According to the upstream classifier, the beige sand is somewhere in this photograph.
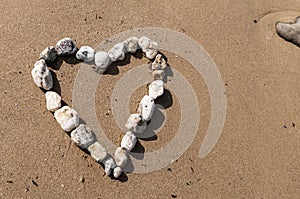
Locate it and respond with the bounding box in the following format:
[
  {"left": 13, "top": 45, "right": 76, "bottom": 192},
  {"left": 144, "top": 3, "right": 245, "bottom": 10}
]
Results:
[{"left": 1, "top": 1, "right": 300, "bottom": 198}]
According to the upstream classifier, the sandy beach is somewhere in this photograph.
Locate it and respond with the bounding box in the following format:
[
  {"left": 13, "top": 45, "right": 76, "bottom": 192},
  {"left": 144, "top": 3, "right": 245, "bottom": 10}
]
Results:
[{"left": 1, "top": 1, "right": 300, "bottom": 198}]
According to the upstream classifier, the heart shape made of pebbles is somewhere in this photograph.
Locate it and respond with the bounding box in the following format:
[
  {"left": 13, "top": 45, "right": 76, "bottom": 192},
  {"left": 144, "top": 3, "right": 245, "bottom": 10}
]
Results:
[{"left": 31, "top": 36, "right": 170, "bottom": 179}]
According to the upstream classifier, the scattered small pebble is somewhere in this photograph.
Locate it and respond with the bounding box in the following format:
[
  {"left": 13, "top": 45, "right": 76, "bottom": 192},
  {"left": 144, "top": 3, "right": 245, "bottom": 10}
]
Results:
[
  {"left": 79, "top": 177, "right": 85, "bottom": 183},
  {"left": 191, "top": 167, "right": 194, "bottom": 173},
  {"left": 32, "top": 180, "right": 38, "bottom": 187}
]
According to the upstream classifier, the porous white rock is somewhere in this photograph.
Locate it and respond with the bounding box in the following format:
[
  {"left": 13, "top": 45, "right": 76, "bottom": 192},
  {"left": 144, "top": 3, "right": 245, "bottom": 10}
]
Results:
[
  {"left": 153, "top": 70, "right": 165, "bottom": 80},
  {"left": 88, "top": 141, "right": 107, "bottom": 162},
  {"left": 101, "top": 154, "right": 117, "bottom": 176},
  {"left": 114, "top": 147, "right": 128, "bottom": 168},
  {"left": 76, "top": 46, "right": 95, "bottom": 62},
  {"left": 71, "top": 124, "right": 96, "bottom": 149},
  {"left": 39, "top": 46, "right": 57, "bottom": 62},
  {"left": 138, "top": 95, "right": 155, "bottom": 121},
  {"left": 55, "top": 37, "right": 78, "bottom": 55},
  {"left": 151, "top": 54, "right": 168, "bottom": 70},
  {"left": 108, "top": 42, "right": 126, "bottom": 61},
  {"left": 149, "top": 80, "right": 164, "bottom": 99},
  {"left": 125, "top": 114, "right": 147, "bottom": 134},
  {"left": 94, "top": 51, "right": 111, "bottom": 73},
  {"left": 145, "top": 42, "right": 159, "bottom": 59},
  {"left": 121, "top": 131, "right": 137, "bottom": 151},
  {"left": 54, "top": 106, "right": 79, "bottom": 132},
  {"left": 124, "top": 37, "right": 139, "bottom": 53},
  {"left": 138, "top": 36, "right": 152, "bottom": 49},
  {"left": 113, "top": 166, "right": 122, "bottom": 178},
  {"left": 138, "top": 36, "right": 159, "bottom": 59},
  {"left": 45, "top": 91, "right": 61, "bottom": 112},
  {"left": 31, "top": 59, "right": 53, "bottom": 90}
]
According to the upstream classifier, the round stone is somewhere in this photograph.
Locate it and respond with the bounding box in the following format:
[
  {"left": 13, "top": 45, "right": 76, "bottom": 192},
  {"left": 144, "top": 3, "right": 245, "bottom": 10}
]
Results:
[
  {"left": 125, "top": 114, "right": 147, "bottom": 134},
  {"left": 71, "top": 124, "right": 96, "bottom": 149},
  {"left": 45, "top": 91, "right": 61, "bottom": 112},
  {"left": 54, "top": 106, "right": 79, "bottom": 132},
  {"left": 148, "top": 80, "right": 164, "bottom": 99},
  {"left": 121, "top": 131, "right": 137, "bottom": 151},
  {"left": 31, "top": 59, "right": 53, "bottom": 90},
  {"left": 56, "top": 37, "right": 78, "bottom": 55},
  {"left": 76, "top": 46, "right": 95, "bottom": 62}
]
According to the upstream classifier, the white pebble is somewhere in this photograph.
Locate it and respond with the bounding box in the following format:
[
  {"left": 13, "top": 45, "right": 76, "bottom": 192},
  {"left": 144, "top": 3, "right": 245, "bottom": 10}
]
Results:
[
  {"left": 56, "top": 37, "right": 78, "bottom": 55},
  {"left": 101, "top": 154, "right": 117, "bottom": 176},
  {"left": 138, "top": 36, "right": 152, "bottom": 50},
  {"left": 31, "top": 59, "right": 53, "bottom": 90},
  {"left": 88, "top": 141, "right": 107, "bottom": 162},
  {"left": 153, "top": 70, "right": 165, "bottom": 80},
  {"left": 71, "top": 124, "right": 96, "bottom": 149},
  {"left": 76, "top": 46, "right": 94, "bottom": 62},
  {"left": 121, "top": 131, "right": 137, "bottom": 151},
  {"left": 138, "top": 95, "right": 155, "bottom": 121},
  {"left": 151, "top": 54, "right": 168, "bottom": 70},
  {"left": 39, "top": 46, "right": 57, "bottom": 62},
  {"left": 114, "top": 147, "right": 128, "bottom": 168},
  {"left": 149, "top": 80, "right": 164, "bottom": 99},
  {"left": 94, "top": 51, "right": 111, "bottom": 72},
  {"left": 138, "top": 36, "right": 159, "bottom": 59},
  {"left": 108, "top": 42, "right": 126, "bottom": 61},
  {"left": 45, "top": 91, "right": 61, "bottom": 112},
  {"left": 54, "top": 106, "right": 79, "bottom": 132},
  {"left": 145, "top": 42, "right": 159, "bottom": 59},
  {"left": 124, "top": 37, "right": 139, "bottom": 53},
  {"left": 125, "top": 114, "right": 147, "bottom": 134},
  {"left": 113, "top": 167, "right": 122, "bottom": 178}
]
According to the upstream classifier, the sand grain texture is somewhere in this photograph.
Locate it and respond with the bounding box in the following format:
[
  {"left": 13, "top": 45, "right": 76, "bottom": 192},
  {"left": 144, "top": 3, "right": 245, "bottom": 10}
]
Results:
[{"left": 1, "top": 1, "right": 300, "bottom": 198}]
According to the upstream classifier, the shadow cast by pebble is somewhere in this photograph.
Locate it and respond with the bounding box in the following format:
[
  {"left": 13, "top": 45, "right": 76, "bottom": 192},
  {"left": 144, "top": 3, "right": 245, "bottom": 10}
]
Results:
[
  {"left": 154, "top": 89, "right": 173, "bottom": 109},
  {"left": 62, "top": 54, "right": 82, "bottom": 65},
  {"left": 138, "top": 107, "right": 165, "bottom": 140},
  {"left": 113, "top": 172, "right": 128, "bottom": 182},
  {"left": 46, "top": 57, "right": 64, "bottom": 70},
  {"left": 49, "top": 70, "right": 61, "bottom": 95}
]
